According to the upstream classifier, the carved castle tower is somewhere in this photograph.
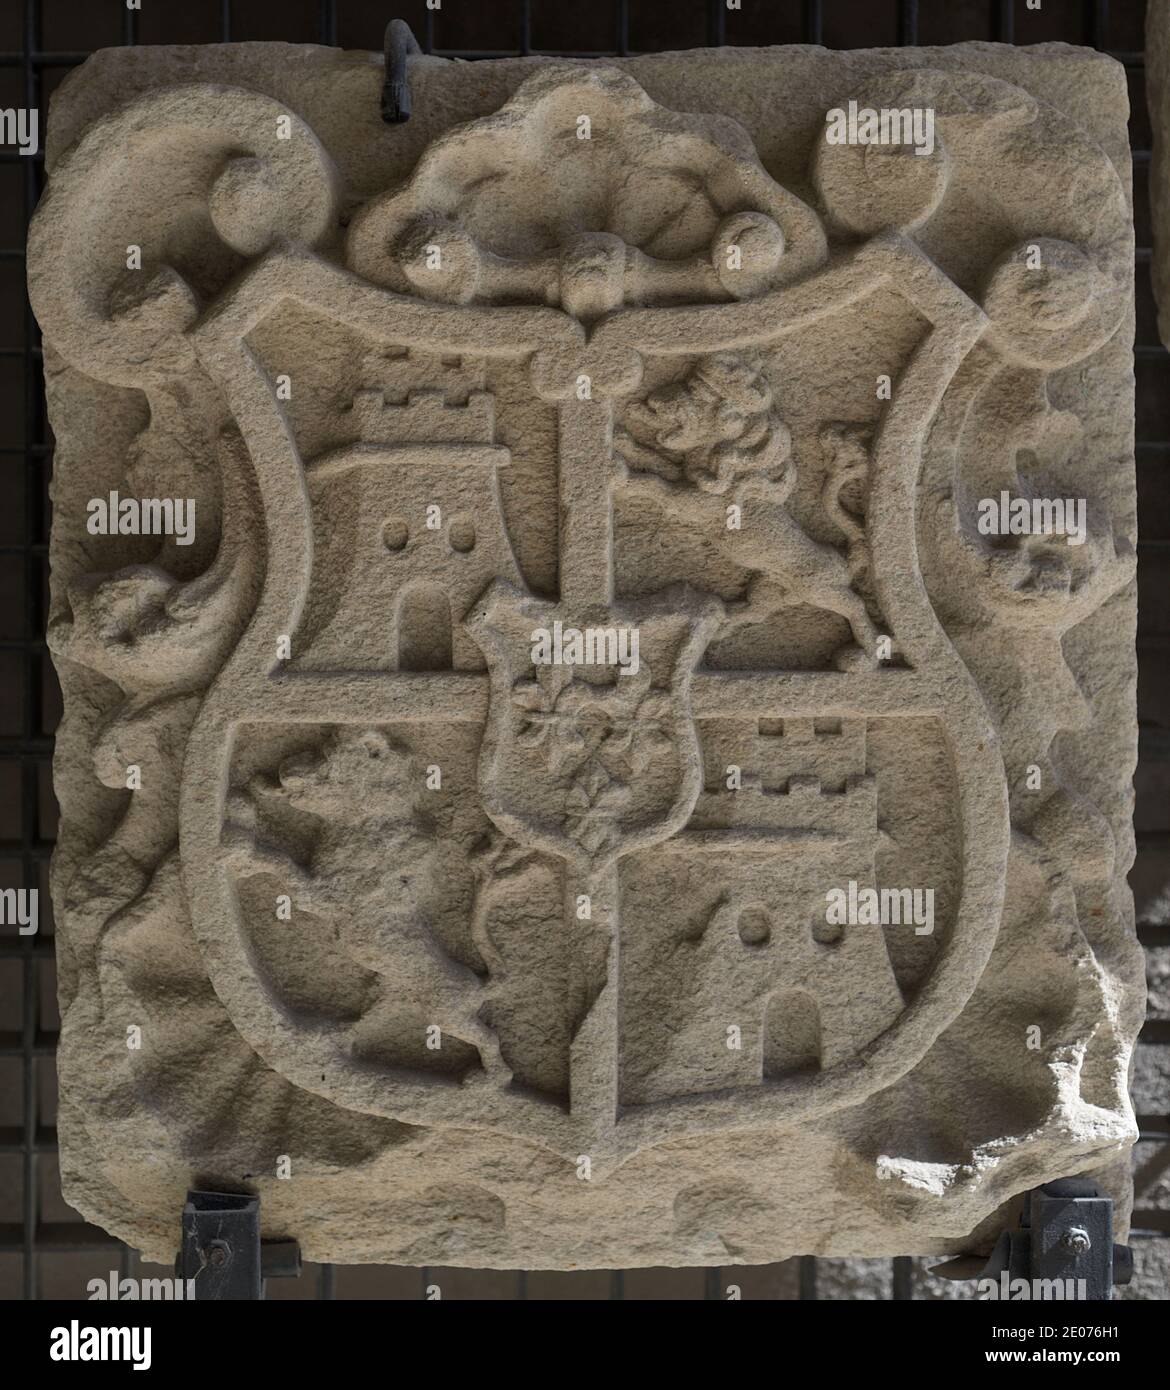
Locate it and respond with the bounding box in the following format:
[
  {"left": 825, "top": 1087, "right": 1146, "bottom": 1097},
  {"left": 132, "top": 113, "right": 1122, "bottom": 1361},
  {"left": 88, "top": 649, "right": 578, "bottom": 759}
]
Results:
[
  {"left": 643, "top": 717, "right": 904, "bottom": 1101},
  {"left": 296, "top": 351, "right": 523, "bottom": 673}
]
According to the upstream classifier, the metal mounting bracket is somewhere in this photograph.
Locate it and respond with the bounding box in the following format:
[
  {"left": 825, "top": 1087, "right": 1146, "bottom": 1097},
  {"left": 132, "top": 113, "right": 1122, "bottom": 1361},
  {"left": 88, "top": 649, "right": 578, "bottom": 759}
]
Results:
[
  {"left": 176, "top": 1190, "right": 301, "bottom": 1301},
  {"left": 382, "top": 18, "right": 422, "bottom": 124},
  {"left": 934, "top": 1177, "right": 1134, "bottom": 1301}
]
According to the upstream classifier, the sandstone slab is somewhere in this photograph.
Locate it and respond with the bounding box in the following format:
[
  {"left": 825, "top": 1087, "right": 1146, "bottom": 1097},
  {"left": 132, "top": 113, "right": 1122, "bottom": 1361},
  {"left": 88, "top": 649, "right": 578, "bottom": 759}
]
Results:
[{"left": 31, "top": 40, "right": 1142, "bottom": 1268}]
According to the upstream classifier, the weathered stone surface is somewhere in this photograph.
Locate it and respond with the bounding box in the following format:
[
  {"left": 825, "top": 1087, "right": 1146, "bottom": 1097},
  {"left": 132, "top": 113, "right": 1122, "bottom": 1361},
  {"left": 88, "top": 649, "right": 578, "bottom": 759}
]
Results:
[
  {"left": 1146, "top": 946, "right": 1170, "bottom": 1018},
  {"left": 1118, "top": 1238, "right": 1170, "bottom": 1300},
  {"left": 31, "top": 41, "right": 1141, "bottom": 1268},
  {"left": 815, "top": 1258, "right": 892, "bottom": 1300},
  {"left": 1132, "top": 1043, "right": 1170, "bottom": 1115},
  {"left": 911, "top": 1257, "right": 980, "bottom": 1300}
]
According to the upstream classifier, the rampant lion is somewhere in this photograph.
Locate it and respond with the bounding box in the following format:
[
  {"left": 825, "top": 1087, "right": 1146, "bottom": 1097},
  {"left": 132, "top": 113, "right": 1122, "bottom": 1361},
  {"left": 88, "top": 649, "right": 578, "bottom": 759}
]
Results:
[
  {"left": 615, "top": 353, "right": 880, "bottom": 666},
  {"left": 222, "top": 726, "right": 508, "bottom": 1081},
  {"left": 617, "top": 352, "right": 795, "bottom": 496}
]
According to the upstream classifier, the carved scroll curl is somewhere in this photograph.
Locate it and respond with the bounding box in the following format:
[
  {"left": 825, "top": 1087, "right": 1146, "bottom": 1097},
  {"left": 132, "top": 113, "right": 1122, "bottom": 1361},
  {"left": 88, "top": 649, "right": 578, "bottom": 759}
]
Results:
[{"left": 28, "top": 84, "right": 341, "bottom": 388}]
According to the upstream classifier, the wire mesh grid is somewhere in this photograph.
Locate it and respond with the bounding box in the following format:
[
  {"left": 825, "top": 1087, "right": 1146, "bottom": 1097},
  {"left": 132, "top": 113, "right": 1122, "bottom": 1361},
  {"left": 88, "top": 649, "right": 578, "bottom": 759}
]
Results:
[{"left": 0, "top": 0, "right": 1165, "bottom": 1301}]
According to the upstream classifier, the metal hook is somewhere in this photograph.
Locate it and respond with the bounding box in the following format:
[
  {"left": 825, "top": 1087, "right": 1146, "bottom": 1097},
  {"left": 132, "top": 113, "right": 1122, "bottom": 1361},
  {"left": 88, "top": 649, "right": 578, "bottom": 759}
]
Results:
[{"left": 382, "top": 18, "right": 422, "bottom": 124}]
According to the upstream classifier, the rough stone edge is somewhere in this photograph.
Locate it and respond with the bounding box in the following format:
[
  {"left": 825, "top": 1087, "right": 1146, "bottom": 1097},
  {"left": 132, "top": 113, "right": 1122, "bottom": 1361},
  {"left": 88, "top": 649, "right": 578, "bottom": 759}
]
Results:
[{"left": 36, "top": 37, "right": 1143, "bottom": 1270}]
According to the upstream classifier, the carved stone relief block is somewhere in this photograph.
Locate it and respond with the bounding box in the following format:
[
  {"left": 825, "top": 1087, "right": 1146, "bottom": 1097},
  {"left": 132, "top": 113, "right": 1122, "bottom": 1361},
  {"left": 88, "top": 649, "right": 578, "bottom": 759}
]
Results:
[{"left": 31, "top": 41, "right": 1141, "bottom": 1268}]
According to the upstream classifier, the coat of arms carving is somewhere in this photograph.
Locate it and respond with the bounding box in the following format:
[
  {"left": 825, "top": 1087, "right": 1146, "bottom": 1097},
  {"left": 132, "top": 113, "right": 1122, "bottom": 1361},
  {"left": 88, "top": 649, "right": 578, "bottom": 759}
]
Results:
[{"left": 32, "top": 47, "right": 1141, "bottom": 1268}]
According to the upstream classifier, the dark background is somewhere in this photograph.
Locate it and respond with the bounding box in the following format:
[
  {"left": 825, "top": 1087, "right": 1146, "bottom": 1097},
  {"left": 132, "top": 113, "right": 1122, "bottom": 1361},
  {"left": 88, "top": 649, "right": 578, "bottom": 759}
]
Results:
[{"left": 0, "top": 0, "right": 1166, "bottom": 1301}]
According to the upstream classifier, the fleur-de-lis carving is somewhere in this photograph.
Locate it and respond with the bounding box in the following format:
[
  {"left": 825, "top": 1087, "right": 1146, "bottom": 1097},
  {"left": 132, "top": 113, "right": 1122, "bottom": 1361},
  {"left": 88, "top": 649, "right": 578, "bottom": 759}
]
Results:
[{"left": 511, "top": 665, "right": 672, "bottom": 775}]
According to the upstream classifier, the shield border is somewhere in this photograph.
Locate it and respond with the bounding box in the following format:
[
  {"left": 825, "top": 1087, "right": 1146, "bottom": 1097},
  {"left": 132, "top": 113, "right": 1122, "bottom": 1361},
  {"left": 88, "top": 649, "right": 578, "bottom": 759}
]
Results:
[{"left": 178, "top": 237, "right": 1010, "bottom": 1162}]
